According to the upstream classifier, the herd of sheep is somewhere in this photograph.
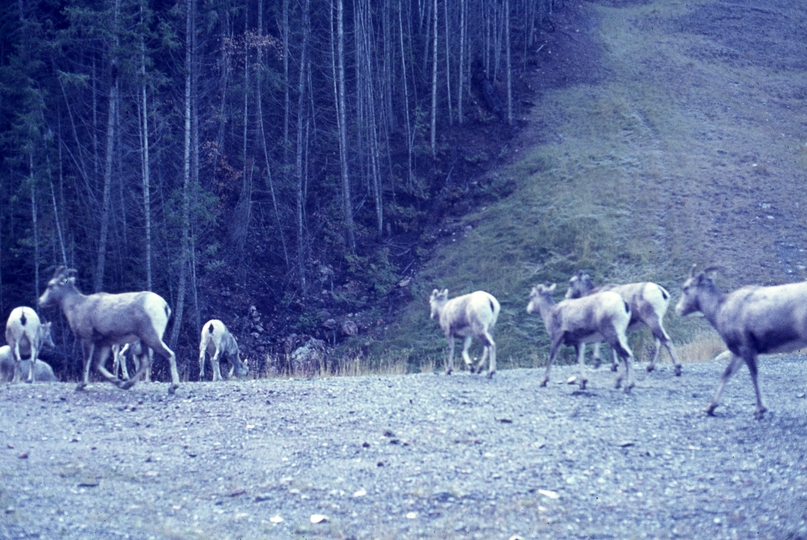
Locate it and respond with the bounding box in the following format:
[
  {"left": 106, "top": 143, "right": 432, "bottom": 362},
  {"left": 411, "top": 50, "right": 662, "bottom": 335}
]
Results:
[
  {"left": 431, "top": 264, "right": 807, "bottom": 419},
  {"left": 3, "top": 264, "right": 807, "bottom": 420}
]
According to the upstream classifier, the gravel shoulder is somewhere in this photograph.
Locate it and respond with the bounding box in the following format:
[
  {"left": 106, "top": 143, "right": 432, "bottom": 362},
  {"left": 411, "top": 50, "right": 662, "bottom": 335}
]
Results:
[{"left": 2, "top": 356, "right": 807, "bottom": 539}]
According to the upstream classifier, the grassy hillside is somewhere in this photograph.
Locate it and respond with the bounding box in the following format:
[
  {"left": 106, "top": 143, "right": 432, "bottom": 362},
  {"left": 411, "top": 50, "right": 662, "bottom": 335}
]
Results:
[{"left": 383, "top": 0, "right": 807, "bottom": 371}]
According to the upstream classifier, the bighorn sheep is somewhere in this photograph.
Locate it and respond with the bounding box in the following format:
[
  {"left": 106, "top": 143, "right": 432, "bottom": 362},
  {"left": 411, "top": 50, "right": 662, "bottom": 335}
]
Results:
[
  {"left": 0, "top": 346, "right": 57, "bottom": 382},
  {"left": 565, "top": 271, "right": 683, "bottom": 376},
  {"left": 38, "top": 266, "right": 180, "bottom": 393},
  {"left": 527, "top": 283, "right": 635, "bottom": 392},
  {"left": 429, "top": 289, "right": 500, "bottom": 378},
  {"left": 5, "top": 306, "right": 54, "bottom": 383},
  {"left": 676, "top": 264, "right": 807, "bottom": 419},
  {"left": 112, "top": 341, "right": 151, "bottom": 382},
  {"left": 198, "top": 319, "right": 249, "bottom": 381}
]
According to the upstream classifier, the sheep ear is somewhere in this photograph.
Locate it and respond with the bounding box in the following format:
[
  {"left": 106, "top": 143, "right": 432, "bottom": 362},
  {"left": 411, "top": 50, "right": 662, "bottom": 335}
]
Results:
[
  {"left": 688, "top": 264, "right": 697, "bottom": 279},
  {"left": 548, "top": 283, "right": 557, "bottom": 292},
  {"left": 442, "top": 288, "right": 448, "bottom": 296},
  {"left": 53, "top": 265, "right": 66, "bottom": 278}
]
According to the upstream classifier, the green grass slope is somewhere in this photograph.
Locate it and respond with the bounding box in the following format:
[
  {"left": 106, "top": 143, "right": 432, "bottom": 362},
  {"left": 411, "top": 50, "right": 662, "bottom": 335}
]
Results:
[{"left": 387, "top": 0, "right": 807, "bottom": 371}]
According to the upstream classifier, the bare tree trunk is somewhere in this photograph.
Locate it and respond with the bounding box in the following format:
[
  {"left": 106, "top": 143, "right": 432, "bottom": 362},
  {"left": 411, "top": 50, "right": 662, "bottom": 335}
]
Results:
[
  {"left": 430, "top": 0, "right": 438, "bottom": 157},
  {"left": 93, "top": 74, "right": 118, "bottom": 292},
  {"left": 295, "top": 0, "right": 311, "bottom": 291},
  {"left": 93, "top": 0, "right": 121, "bottom": 293},
  {"left": 443, "top": 0, "right": 452, "bottom": 125},
  {"left": 139, "top": 1, "right": 152, "bottom": 291},
  {"left": 505, "top": 0, "right": 512, "bottom": 124},
  {"left": 29, "top": 154, "right": 39, "bottom": 304},
  {"left": 334, "top": 0, "right": 355, "bottom": 252},
  {"left": 258, "top": 0, "right": 289, "bottom": 267},
  {"left": 170, "top": 0, "right": 194, "bottom": 351},
  {"left": 457, "top": 0, "right": 465, "bottom": 125}
]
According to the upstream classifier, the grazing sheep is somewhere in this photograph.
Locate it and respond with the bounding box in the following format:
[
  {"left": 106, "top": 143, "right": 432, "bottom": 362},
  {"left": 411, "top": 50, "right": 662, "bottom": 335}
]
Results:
[
  {"left": 676, "top": 264, "right": 807, "bottom": 419},
  {"left": 5, "top": 306, "right": 54, "bottom": 383},
  {"left": 198, "top": 319, "right": 249, "bottom": 381},
  {"left": 0, "top": 345, "right": 57, "bottom": 382},
  {"left": 565, "top": 271, "right": 683, "bottom": 376},
  {"left": 38, "top": 266, "right": 180, "bottom": 393},
  {"left": 429, "top": 289, "right": 500, "bottom": 378},
  {"left": 527, "top": 283, "right": 635, "bottom": 392}
]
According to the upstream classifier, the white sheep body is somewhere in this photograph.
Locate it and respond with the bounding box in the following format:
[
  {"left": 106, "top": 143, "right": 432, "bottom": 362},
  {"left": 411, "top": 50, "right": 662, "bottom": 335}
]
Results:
[{"left": 429, "top": 289, "right": 500, "bottom": 378}]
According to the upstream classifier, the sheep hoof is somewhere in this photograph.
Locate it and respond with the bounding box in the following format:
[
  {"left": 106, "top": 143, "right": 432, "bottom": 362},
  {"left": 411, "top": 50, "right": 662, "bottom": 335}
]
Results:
[
  {"left": 674, "top": 365, "right": 682, "bottom": 377},
  {"left": 754, "top": 406, "right": 767, "bottom": 420},
  {"left": 445, "top": 369, "right": 452, "bottom": 376},
  {"left": 75, "top": 383, "right": 87, "bottom": 392},
  {"left": 168, "top": 384, "right": 179, "bottom": 395},
  {"left": 487, "top": 370, "right": 495, "bottom": 379},
  {"left": 120, "top": 380, "right": 136, "bottom": 390},
  {"left": 614, "top": 377, "right": 622, "bottom": 389},
  {"left": 592, "top": 358, "right": 601, "bottom": 369},
  {"left": 623, "top": 382, "right": 634, "bottom": 394},
  {"left": 610, "top": 364, "right": 618, "bottom": 372},
  {"left": 578, "top": 379, "right": 587, "bottom": 390},
  {"left": 705, "top": 403, "right": 718, "bottom": 416},
  {"left": 539, "top": 378, "right": 549, "bottom": 388},
  {"left": 646, "top": 364, "right": 655, "bottom": 373},
  {"left": 467, "top": 366, "right": 476, "bottom": 374}
]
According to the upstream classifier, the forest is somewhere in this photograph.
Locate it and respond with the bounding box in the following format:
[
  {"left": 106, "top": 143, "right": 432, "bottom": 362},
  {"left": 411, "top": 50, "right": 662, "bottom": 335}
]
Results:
[{"left": 0, "top": 0, "right": 557, "bottom": 379}]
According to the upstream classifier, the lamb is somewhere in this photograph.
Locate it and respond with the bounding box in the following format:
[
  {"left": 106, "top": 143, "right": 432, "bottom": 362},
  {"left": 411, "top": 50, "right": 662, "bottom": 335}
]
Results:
[
  {"left": 565, "top": 271, "right": 683, "bottom": 376},
  {"left": 5, "top": 306, "right": 54, "bottom": 383},
  {"left": 429, "top": 289, "right": 500, "bottom": 378},
  {"left": 0, "top": 346, "right": 57, "bottom": 382},
  {"left": 527, "top": 283, "right": 635, "bottom": 392},
  {"left": 112, "top": 341, "right": 151, "bottom": 382},
  {"left": 198, "top": 319, "right": 249, "bottom": 381},
  {"left": 675, "top": 264, "right": 807, "bottom": 419},
  {"left": 38, "top": 266, "right": 180, "bottom": 393}
]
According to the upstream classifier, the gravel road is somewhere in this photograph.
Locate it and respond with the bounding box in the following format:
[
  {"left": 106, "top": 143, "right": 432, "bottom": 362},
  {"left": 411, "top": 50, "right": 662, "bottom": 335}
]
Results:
[{"left": 1, "top": 356, "right": 807, "bottom": 540}]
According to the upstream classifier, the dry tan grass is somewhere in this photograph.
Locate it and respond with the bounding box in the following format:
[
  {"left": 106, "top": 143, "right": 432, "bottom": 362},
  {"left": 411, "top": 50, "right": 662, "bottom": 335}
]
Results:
[{"left": 676, "top": 332, "right": 726, "bottom": 363}]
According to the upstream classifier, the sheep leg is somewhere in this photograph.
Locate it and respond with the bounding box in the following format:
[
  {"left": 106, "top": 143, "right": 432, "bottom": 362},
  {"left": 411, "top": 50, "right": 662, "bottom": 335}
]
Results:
[
  {"left": 610, "top": 347, "right": 619, "bottom": 372},
  {"left": 25, "top": 347, "right": 37, "bottom": 383},
  {"left": 75, "top": 342, "right": 95, "bottom": 391},
  {"left": 575, "top": 344, "right": 588, "bottom": 390},
  {"left": 93, "top": 346, "right": 122, "bottom": 386},
  {"left": 605, "top": 330, "right": 634, "bottom": 392},
  {"left": 460, "top": 336, "right": 474, "bottom": 373},
  {"left": 663, "top": 338, "right": 683, "bottom": 376},
  {"left": 646, "top": 337, "right": 662, "bottom": 372},
  {"left": 119, "top": 350, "right": 130, "bottom": 380},
  {"left": 198, "top": 351, "right": 207, "bottom": 381},
  {"left": 541, "top": 339, "right": 563, "bottom": 387},
  {"left": 706, "top": 352, "right": 744, "bottom": 416},
  {"left": 121, "top": 352, "right": 152, "bottom": 390},
  {"left": 588, "top": 342, "right": 600, "bottom": 369},
  {"left": 10, "top": 343, "right": 22, "bottom": 383},
  {"left": 445, "top": 335, "right": 456, "bottom": 375},
  {"left": 141, "top": 350, "right": 152, "bottom": 383},
  {"left": 744, "top": 353, "right": 767, "bottom": 420},
  {"left": 478, "top": 330, "right": 496, "bottom": 378},
  {"left": 212, "top": 350, "right": 223, "bottom": 382}
]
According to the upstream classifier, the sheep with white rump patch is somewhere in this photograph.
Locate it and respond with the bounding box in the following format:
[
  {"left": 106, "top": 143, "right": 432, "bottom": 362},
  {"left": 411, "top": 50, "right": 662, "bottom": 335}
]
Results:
[
  {"left": 429, "top": 289, "right": 500, "bottom": 378},
  {"left": 198, "top": 319, "right": 249, "bottom": 381},
  {"left": 676, "top": 264, "right": 807, "bottom": 419},
  {"left": 565, "top": 271, "right": 683, "bottom": 376},
  {"left": 5, "top": 306, "right": 54, "bottom": 383},
  {"left": 38, "top": 266, "right": 180, "bottom": 393},
  {"left": 527, "top": 283, "right": 635, "bottom": 392}
]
